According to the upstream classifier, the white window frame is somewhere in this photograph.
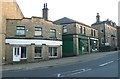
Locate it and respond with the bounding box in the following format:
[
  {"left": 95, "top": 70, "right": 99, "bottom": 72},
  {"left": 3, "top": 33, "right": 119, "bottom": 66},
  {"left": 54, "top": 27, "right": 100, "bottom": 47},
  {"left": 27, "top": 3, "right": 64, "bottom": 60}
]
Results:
[{"left": 13, "top": 47, "right": 27, "bottom": 60}]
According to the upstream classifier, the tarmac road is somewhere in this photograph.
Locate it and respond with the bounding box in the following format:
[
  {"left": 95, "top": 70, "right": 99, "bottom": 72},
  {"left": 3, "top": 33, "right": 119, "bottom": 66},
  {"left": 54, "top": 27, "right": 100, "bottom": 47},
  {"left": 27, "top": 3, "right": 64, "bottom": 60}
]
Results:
[{"left": 2, "top": 51, "right": 119, "bottom": 78}]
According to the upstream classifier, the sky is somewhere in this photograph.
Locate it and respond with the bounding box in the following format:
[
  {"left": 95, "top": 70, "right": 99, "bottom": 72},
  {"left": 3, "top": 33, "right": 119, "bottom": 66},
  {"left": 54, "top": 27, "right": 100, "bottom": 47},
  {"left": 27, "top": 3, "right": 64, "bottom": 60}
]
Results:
[{"left": 16, "top": 0, "right": 119, "bottom": 26}]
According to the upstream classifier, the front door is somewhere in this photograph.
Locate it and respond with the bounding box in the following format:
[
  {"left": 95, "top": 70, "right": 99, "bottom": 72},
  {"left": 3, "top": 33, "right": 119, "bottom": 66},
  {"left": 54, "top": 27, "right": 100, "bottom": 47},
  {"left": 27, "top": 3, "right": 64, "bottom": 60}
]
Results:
[{"left": 13, "top": 47, "right": 21, "bottom": 61}]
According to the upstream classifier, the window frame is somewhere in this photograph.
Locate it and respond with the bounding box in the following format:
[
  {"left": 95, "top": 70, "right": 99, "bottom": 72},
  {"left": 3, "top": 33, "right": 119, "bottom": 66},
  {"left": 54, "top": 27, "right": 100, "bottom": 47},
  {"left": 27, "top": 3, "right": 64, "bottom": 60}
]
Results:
[
  {"left": 63, "top": 26, "right": 67, "bottom": 33},
  {"left": 91, "top": 29, "right": 93, "bottom": 36},
  {"left": 80, "top": 26, "right": 82, "bottom": 34},
  {"left": 83, "top": 27, "right": 86, "bottom": 35},
  {"left": 35, "top": 27, "right": 42, "bottom": 36},
  {"left": 34, "top": 47, "right": 42, "bottom": 58},
  {"left": 94, "top": 30, "right": 96, "bottom": 36},
  {"left": 21, "top": 47, "right": 27, "bottom": 59},
  {"left": 16, "top": 26, "right": 25, "bottom": 36},
  {"left": 49, "top": 47, "right": 57, "bottom": 58},
  {"left": 50, "top": 29, "right": 56, "bottom": 38}
]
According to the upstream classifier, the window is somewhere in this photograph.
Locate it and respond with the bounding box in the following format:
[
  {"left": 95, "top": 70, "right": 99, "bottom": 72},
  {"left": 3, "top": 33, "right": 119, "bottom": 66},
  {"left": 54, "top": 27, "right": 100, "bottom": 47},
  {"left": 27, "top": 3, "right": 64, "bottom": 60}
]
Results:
[
  {"left": 63, "top": 26, "right": 67, "bottom": 33},
  {"left": 101, "top": 38, "right": 104, "bottom": 44},
  {"left": 80, "top": 26, "right": 82, "bottom": 34},
  {"left": 94, "top": 30, "right": 96, "bottom": 36},
  {"left": 21, "top": 47, "right": 26, "bottom": 58},
  {"left": 16, "top": 26, "right": 25, "bottom": 36},
  {"left": 91, "top": 29, "right": 93, "bottom": 36},
  {"left": 50, "top": 29, "right": 56, "bottom": 38},
  {"left": 35, "top": 47, "right": 42, "bottom": 57},
  {"left": 82, "top": 27, "right": 86, "bottom": 34},
  {"left": 100, "top": 27, "right": 104, "bottom": 33},
  {"left": 14, "top": 47, "right": 20, "bottom": 56},
  {"left": 49, "top": 47, "right": 57, "bottom": 57},
  {"left": 35, "top": 27, "right": 42, "bottom": 36}
]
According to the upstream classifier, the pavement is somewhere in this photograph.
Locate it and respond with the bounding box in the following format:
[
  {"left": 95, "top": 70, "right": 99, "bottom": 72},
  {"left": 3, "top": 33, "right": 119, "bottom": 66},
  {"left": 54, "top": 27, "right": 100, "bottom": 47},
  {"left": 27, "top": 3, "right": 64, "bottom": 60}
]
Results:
[{"left": 2, "top": 51, "right": 118, "bottom": 71}]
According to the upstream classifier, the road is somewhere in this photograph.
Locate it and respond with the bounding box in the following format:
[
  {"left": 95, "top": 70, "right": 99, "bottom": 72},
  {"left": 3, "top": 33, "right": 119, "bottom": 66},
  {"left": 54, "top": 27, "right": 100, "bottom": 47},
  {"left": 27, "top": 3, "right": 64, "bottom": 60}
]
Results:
[{"left": 2, "top": 51, "right": 119, "bottom": 78}]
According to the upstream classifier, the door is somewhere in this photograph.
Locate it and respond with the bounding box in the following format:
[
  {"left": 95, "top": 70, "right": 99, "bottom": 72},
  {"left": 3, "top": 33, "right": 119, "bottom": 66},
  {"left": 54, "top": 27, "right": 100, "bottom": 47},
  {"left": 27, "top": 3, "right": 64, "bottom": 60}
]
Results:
[{"left": 13, "top": 47, "right": 21, "bottom": 61}]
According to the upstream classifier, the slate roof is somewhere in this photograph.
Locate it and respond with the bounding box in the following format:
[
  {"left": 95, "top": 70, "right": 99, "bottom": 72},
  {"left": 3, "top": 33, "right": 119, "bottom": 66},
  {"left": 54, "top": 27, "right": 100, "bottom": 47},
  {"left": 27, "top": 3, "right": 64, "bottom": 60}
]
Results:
[
  {"left": 91, "top": 19, "right": 117, "bottom": 28},
  {"left": 54, "top": 17, "right": 91, "bottom": 27},
  {"left": 54, "top": 17, "right": 77, "bottom": 24}
]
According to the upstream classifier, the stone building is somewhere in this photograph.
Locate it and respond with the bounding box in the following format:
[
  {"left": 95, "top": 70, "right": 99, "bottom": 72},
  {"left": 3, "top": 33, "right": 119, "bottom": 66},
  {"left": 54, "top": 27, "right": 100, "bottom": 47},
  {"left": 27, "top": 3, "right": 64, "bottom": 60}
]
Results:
[
  {"left": 92, "top": 13, "right": 117, "bottom": 52},
  {"left": 54, "top": 17, "right": 99, "bottom": 56},
  {"left": 117, "top": 26, "right": 120, "bottom": 50},
  {"left": 1, "top": 0, "right": 24, "bottom": 64},
  {"left": 1, "top": 0, "right": 62, "bottom": 64}
]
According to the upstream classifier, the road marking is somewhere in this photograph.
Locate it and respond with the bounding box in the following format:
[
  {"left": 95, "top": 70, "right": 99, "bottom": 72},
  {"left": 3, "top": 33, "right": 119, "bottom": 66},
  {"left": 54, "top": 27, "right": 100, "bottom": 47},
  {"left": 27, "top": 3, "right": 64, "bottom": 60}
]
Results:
[
  {"left": 68, "top": 68, "right": 92, "bottom": 76},
  {"left": 57, "top": 69, "right": 92, "bottom": 77},
  {"left": 57, "top": 74, "right": 61, "bottom": 77},
  {"left": 56, "top": 68, "right": 92, "bottom": 77},
  {"left": 99, "top": 61, "right": 114, "bottom": 67}
]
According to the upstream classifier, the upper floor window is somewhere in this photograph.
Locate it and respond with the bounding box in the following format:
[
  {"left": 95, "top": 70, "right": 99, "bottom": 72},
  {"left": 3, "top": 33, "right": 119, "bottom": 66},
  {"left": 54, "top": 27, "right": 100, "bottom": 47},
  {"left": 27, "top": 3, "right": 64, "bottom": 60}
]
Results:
[
  {"left": 100, "top": 27, "right": 104, "bottom": 33},
  {"left": 91, "top": 29, "right": 93, "bottom": 36},
  {"left": 16, "top": 26, "right": 25, "bottom": 36},
  {"left": 94, "top": 30, "right": 96, "bottom": 36},
  {"left": 80, "top": 26, "right": 82, "bottom": 34},
  {"left": 83, "top": 27, "right": 86, "bottom": 34},
  {"left": 35, "top": 27, "right": 42, "bottom": 36},
  {"left": 50, "top": 29, "right": 56, "bottom": 38},
  {"left": 63, "top": 26, "right": 67, "bottom": 33}
]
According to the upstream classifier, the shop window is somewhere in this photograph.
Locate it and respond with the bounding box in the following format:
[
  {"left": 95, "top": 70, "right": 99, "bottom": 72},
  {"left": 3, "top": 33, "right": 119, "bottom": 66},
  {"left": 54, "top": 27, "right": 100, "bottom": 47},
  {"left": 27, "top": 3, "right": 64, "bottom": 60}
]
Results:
[
  {"left": 35, "top": 47, "right": 42, "bottom": 57},
  {"left": 49, "top": 47, "right": 57, "bottom": 57},
  {"left": 21, "top": 47, "right": 26, "bottom": 58}
]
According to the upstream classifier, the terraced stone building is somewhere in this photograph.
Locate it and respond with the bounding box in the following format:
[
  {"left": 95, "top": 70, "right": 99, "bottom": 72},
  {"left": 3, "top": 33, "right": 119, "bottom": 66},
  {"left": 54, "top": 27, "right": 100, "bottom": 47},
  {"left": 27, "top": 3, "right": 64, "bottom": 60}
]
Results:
[
  {"left": 92, "top": 13, "right": 117, "bottom": 52},
  {"left": 54, "top": 17, "right": 99, "bottom": 56},
  {"left": 1, "top": 0, "right": 62, "bottom": 64}
]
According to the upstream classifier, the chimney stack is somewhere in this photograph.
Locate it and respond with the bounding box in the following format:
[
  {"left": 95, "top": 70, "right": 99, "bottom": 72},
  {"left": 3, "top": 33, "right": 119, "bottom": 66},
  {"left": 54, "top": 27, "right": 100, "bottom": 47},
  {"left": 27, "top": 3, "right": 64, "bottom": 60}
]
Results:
[
  {"left": 96, "top": 13, "right": 100, "bottom": 23},
  {"left": 42, "top": 3, "right": 48, "bottom": 20}
]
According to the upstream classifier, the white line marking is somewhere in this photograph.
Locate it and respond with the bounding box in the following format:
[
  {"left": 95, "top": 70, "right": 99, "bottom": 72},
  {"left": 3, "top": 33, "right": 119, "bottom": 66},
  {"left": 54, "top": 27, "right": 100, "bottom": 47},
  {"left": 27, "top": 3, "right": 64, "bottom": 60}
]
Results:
[
  {"left": 69, "top": 68, "right": 92, "bottom": 76},
  {"left": 99, "top": 61, "right": 114, "bottom": 67},
  {"left": 55, "top": 68, "right": 92, "bottom": 77},
  {"left": 57, "top": 74, "right": 61, "bottom": 77},
  {"left": 57, "top": 68, "right": 86, "bottom": 75}
]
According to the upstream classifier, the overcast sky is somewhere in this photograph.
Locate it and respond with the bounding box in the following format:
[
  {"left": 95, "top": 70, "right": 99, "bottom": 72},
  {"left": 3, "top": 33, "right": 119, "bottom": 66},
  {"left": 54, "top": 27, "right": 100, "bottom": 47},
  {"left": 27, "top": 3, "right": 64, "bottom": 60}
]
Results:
[{"left": 16, "top": 0, "right": 119, "bottom": 26}]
